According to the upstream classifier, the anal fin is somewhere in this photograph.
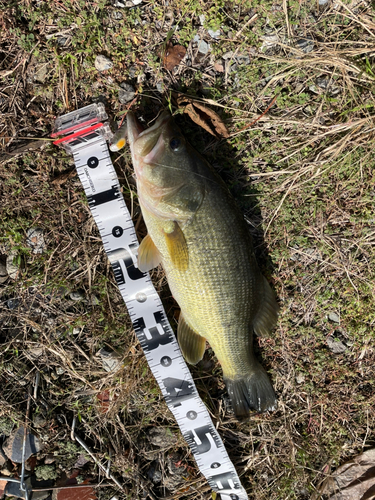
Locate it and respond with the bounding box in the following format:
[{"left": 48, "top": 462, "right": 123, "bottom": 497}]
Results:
[
  {"left": 137, "top": 234, "right": 162, "bottom": 272},
  {"left": 253, "top": 275, "right": 279, "bottom": 338},
  {"left": 177, "top": 313, "right": 206, "bottom": 365}
]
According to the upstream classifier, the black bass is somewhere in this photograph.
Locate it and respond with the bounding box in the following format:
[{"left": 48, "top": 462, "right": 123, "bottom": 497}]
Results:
[{"left": 127, "top": 111, "right": 279, "bottom": 418}]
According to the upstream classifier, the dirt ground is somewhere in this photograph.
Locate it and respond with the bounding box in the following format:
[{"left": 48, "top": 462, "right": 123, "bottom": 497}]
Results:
[{"left": 0, "top": 1, "right": 374, "bottom": 499}]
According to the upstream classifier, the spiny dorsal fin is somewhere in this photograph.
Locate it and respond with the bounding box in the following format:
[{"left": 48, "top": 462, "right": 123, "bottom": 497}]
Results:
[
  {"left": 253, "top": 275, "right": 279, "bottom": 338},
  {"left": 177, "top": 313, "right": 206, "bottom": 365},
  {"left": 163, "top": 221, "right": 189, "bottom": 272},
  {"left": 137, "top": 234, "right": 162, "bottom": 272}
]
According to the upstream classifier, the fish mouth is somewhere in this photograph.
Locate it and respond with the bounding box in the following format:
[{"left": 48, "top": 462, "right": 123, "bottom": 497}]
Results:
[{"left": 127, "top": 111, "right": 172, "bottom": 164}]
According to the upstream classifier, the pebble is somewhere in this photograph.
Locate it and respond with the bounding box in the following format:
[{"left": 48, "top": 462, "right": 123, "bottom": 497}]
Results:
[
  {"left": 156, "top": 81, "right": 164, "bottom": 93},
  {"left": 296, "top": 37, "right": 314, "bottom": 53},
  {"left": 327, "top": 335, "right": 347, "bottom": 354},
  {"left": 295, "top": 373, "right": 305, "bottom": 384},
  {"left": 222, "top": 51, "right": 234, "bottom": 60},
  {"left": 57, "top": 36, "right": 68, "bottom": 46},
  {"left": 26, "top": 347, "right": 44, "bottom": 360},
  {"left": 328, "top": 312, "right": 340, "bottom": 323},
  {"left": 118, "top": 83, "right": 135, "bottom": 104},
  {"left": 3, "top": 427, "right": 42, "bottom": 463},
  {"left": 33, "top": 415, "right": 47, "bottom": 428},
  {"left": 26, "top": 227, "right": 46, "bottom": 254},
  {"left": 148, "top": 463, "right": 162, "bottom": 484},
  {"left": 94, "top": 54, "right": 113, "bottom": 72},
  {"left": 34, "top": 64, "right": 49, "bottom": 83},
  {"left": 112, "top": 10, "right": 123, "bottom": 20},
  {"left": 69, "top": 290, "right": 85, "bottom": 301},
  {"left": 208, "top": 29, "right": 220, "bottom": 39},
  {"left": 99, "top": 348, "right": 122, "bottom": 372},
  {"left": 199, "top": 14, "right": 205, "bottom": 25},
  {"left": 6, "top": 250, "right": 20, "bottom": 280},
  {"left": 197, "top": 39, "right": 210, "bottom": 55},
  {"left": 6, "top": 298, "right": 20, "bottom": 310},
  {"left": 56, "top": 367, "right": 65, "bottom": 375},
  {"left": 148, "top": 427, "right": 178, "bottom": 448},
  {"left": 0, "top": 261, "right": 7, "bottom": 283},
  {"left": 261, "top": 34, "right": 279, "bottom": 51}
]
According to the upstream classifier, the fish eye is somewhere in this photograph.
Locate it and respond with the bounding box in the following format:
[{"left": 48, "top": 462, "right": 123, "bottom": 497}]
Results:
[{"left": 169, "top": 137, "right": 182, "bottom": 152}]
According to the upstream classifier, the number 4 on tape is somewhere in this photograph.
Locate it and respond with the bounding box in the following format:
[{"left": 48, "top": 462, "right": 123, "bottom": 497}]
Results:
[{"left": 52, "top": 103, "right": 248, "bottom": 500}]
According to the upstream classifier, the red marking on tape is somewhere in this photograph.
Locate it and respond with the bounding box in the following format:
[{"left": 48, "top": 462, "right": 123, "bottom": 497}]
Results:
[
  {"left": 53, "top": 123, "right": 104, "bottom": 145},
  {"left": 51, "top": 118, "right": 99, "bottom": 138}
]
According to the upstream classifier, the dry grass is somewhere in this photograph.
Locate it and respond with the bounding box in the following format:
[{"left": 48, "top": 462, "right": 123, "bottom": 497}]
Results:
[{"left": 1, "top": 0, "right": 375, "bottom": 499}]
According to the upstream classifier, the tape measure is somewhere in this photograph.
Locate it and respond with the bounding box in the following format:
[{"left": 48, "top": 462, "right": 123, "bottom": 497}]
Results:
[{"left": 52, "top": 103, "right": 248, "bottom": 500}]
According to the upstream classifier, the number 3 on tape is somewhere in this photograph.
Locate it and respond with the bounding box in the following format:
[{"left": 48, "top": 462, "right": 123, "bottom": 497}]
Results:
[{"left": 52, "top": 103, "right": 248, "bottom": 500}]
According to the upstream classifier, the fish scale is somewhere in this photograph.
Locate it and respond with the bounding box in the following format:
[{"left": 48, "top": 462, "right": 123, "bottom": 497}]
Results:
[{"left": 129, "top": 110, "right": 279, "bottom": 417}]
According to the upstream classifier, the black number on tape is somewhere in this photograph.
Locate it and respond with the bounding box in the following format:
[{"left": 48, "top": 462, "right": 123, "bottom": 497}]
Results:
[
  {"left": 108, "top": 247, "right": 144, "bottom": 283},
  {"left": 163, "top": 377, "right": 195, "bottom": 407},
  {"left": 135, "top": 313, "right": 173, "bottom": 351},
  {"left": 208, "top": 471, "right": 239, "bottom": 492},
  {"left": 184, "top": 425, "right": 219, "bottom": 454},
  {"left": 87, "top": 185, "right": 120, "bottom": 207},
  {"left": 87, "top": 156, "right": 99, "bottom": 168},
  {"left": 112, "top": 226, "right": 123, "bottom": 238}
]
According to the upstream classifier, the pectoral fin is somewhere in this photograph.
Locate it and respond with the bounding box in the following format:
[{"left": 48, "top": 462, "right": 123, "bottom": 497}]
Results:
[
  {"left": 177, "top": 314, "right": 206, "bottom": 365},
  {"left": 163, "top": 221, "right": 189, "bottom": 272},
  {"left": 137, "top": 234, "right": 162, "bottom": 272},
  {"left": 253, "top": 276, "right": 279, "bottom": 337}
]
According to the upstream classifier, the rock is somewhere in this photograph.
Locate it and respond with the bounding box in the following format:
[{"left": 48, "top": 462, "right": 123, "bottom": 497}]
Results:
[
  {"left": 94, "top": 55, "right": 113, "bottom": 72},
  {"left": 99, "top": 348, "right": 122, "bottom": 372},
  {"left": 0, "top": 261, "right": 8, "bottom": 283},
  {"left": 3, "top": 427, "right": 42, "bottom": 463},
  {"left": 208, "top": 29, "right": 220, "bottom": 39},
  {"left": 131, "top": 0, "right": 142, "bottom": 4},
  {"left": 0, "top": 453, "right": 6, "bottom": 467},
  {"left": 69, "top": 290, "right": 85, "bottom": 301},
  {"left": 148, "top": 463, "right": 162, "bottom": 484},
  {"left": 295, "top": 373, "right": 305, "bottom": 384},
  {"left": 296, "top": 37, "right": 314, "bottom": 53},
  {"left": 112, "top": 10, "right": 123, "bottom": 19},
  {"left": 6, "top": 250, "right": 20, "bottom": 280},
  {"left": 72, "top": 454, "right": 90, "bottom": 469},
  {"left": 199, "top": 14, "right": 205, "bottom": 25},
  {"left": 118, "top": 83, "right": 135, "bottom": 103},
  {"left": 7, "top": 298, "right": 20, "bottom": 309},
  {"left": 318, "top": 0, "right": 329, "bottom": 5},
  {"left": 26, "top": 227, "right": 46, "bottom": 254},
  {"left": 56, "top": 367, "right": 64, "bottom": 375},
  {"left": 214, "top": 61, "right": 224, "bottom": 72},
  {"left": 261, "top": 34, "right": 279, "bottom": 51},
  {"left": 44, "top": 454, "right": 55, "bottom": 465},
  {"left": 34, "top": 64, "right": 49, "bottom": 83},
  {"left": 26, "top": 346, "right": 44, "bottom": 360},
  {"left": 222, "top": 51, "right": 234, "bottom": 59},
  {"left": 164, "top": 453, "right": 186, "bottom": 490},
  {"left": 328, "top": 312, "right": 340, "bottom": 323},
  {"left": 156, "top": 81, "right": 164, "bottom": 93},
  {"left": 148, "top": 427, "right": 178, "bottom": 448},
  {"left": 197, "top": 40, "right": 210, "bottom": 55},
  {"left": 327, "top": 335, "right": 347, "bottom": 354},
  {"left": 57, "top": 36, "right": 68, "bottom": 46},
  {"left": 33, "top": 415, "right": 47, "bottom": 428}
]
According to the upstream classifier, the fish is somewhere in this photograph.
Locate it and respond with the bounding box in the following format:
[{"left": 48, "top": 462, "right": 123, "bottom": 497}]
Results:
[{"left": 126, "top": 110, "right": 279, "bottom": 418}]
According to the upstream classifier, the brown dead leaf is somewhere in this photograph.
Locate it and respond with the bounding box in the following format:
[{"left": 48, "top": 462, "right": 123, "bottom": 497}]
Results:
[
  {"left": 161, "top": 42, "right": 186, "bottom": 71},
  {"left": 175, "top": 94, "right": 229, "bottom": 139},
  {"left": 312, "top": 449, "right": 375, "bottom": 500}
]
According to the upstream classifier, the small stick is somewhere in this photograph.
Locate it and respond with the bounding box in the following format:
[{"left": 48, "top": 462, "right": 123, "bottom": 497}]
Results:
[{"left": 230, "top": 96, "right": 277, "bottom": 137}]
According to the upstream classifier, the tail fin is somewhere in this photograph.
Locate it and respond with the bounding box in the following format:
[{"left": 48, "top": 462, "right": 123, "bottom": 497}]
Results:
[{"left": 224, "top": 364, "right": 277, "bottom": 418}]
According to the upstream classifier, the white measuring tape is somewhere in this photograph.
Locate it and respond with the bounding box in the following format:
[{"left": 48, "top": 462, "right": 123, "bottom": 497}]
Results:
[{"left": 52, "top": 103, "right": 248, "bottom": 500}]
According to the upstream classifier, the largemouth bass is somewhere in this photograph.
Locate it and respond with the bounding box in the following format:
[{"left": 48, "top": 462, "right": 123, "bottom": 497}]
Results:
[{"left": 127, "top": 111, "right": 279, "bottom": 418}]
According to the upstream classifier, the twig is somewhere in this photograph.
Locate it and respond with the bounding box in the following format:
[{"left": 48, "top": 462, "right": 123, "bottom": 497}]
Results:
[
  {"left": 230, "top": 96, "right": 277, "bottom": 137},
  {"left": 71, "top": 418, "right": 126, "bottom": 492}
]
